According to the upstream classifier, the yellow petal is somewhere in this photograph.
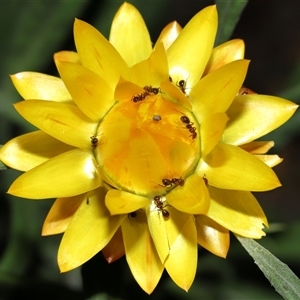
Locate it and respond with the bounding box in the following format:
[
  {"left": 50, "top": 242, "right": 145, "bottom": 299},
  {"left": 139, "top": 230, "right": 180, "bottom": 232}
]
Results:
[
  {"left": 160, "top": 80, "right": 192, "bottom": 110},
  {"left": 155, "top": 21, "right": 182, "bottom": 50},
  {"left": 255, "top": 154, "right": 283, "bottom": 168},
  {"left": 207, "top": 187, "right": 268, "bottom": 238},
  {"left": 109, "top": 2, "right": 152, "bottom": 67},
  {"left": 105, "top": 190, "right": 150, "bottom": 215},
  {"left": 200, "top": 112, "right": 229, "bottom": 157},
  {"left": 239, "top": 141, "right": 275, "bottom": 154},
  {"left": 164, "top": 212, "right": 197, "bottom": 292},
  {"left": 14, "top": 100, "right": 97, "bottom": 149},
  {"left": 102, "top": 227, "right": 125, "bottom": 263},
  {"left": 204, "top": 39, "right": 245, "bottom": 75},
  {"left": 129, "top": 62, "right": 151, "bottom": 88},
  {"left": 0, "top": 131, "right": 74, "bottom": 171},
  {"left": 42, "top": 193, "right": 86, "bottom": 235},
  {"left": 102, "top": 176, "right": 119, "bottom": 190},
  {"left": 167, "top": 6, "right": 217, "bottom": 88},
  {"left": 190, "top": 60, "right": 249, "bottom": 123},
  {"left": 129, "top": 42, "right": 169, "bottom": 87},
  {"left": 54, "top": 51, "right": 80, "bottom": 64},
  {"left": 58, "top": 188, "right": 125, "bottom": 272},
  {"left": 11, "top": 72, "right": 71, "bottom": 101},
  {"left": 199, "top": 143, "right": 281, "bottom": 191},
  {"left": 114, "top": 78, "right": 143, "bottom": 101},
  {"left": 167, "top": 174, "right": 210, "bottom": 214},
  {"left": 223, "top": 95, "right": 299, "bottom": 145},
  {"left": 8, "top": 149, "right": 102, "bottom": 199},
  {"left": 74, "top": 19, "right": 129, "bottom": 89},
  {"left": 195, "top": 215, "right": 229, "bottom": 258},
  {"left": 146, "top": 204, "right": 170, "bottom": 265},
  {"left": 122, "top": 210, "right": 163, "bottom": 294},
  {"left": 56, "top": 61, "right": 114, "bottom": 122}
]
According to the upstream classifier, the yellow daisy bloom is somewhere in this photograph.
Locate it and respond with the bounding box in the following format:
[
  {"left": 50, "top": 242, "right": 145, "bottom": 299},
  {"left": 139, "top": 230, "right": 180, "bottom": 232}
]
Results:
[{"left": 0, "top": 3, "right": 298, "bottom": 294}]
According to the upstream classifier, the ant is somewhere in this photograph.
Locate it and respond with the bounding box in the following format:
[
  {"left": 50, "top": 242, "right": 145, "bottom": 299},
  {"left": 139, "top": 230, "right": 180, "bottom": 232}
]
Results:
[
  {"left": 131, "top": 91, "right": 150, "bottom": 103},
  {"left": 202, "top": 174, "right": 208, "bottom": 186},
  {"left": 189, "top": 130, "right": 197, "bottom": 140},
  {"left": 180, "top": 115, "right": 191, "bottom": 125},
  {"left": 128, "top": 211, "right": 137, "bottom": 220},
  {"left": 143, "top": 85, "right": 160, "bottom": 95},
  {"left": 179, "top": 112, "right": 197, "bottom": 140},
  {"left": 86, "top": 197, "right": 90, "bottom": 204},
  {"left": 90, "top": 135, "right": 99, "bottom": 148},
  {"left": 153, "top": 195, "right": 170, "bottom": 218},
  {"left": 177, "top": 79, "right": 187, "bottom": 94},
  {"left": 237, "top": 86, "right": 256, "bottom": 96},
  {"left": 168, "top": 76, "right": 187, "bottom": 94},
  {"left": 171, "top": 177, "right": 185, "bottom": 186},
  {"left": 161, "top": 178, "right": 173, "bottom": 187},
  {"left": 161, "top": 177, "right": 184, "bottom": 188}
]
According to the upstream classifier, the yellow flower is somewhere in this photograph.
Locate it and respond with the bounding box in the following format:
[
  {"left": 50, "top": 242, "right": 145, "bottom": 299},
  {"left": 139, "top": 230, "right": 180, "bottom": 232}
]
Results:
[{"left": 0, "top": 3, "right": 297, "bottom": 294}]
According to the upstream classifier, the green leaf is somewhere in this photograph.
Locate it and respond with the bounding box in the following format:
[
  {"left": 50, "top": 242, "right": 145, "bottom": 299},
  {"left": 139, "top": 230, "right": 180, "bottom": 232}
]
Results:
[
  {"left": 237, "top": 236, "right": 300, "bottom": 300},
  {"left": 214, "top": 0, "right": 248, "bottom": 46},
  {"left": 0, "top": 146, "right": 7, "bottom": 170},
  {"left": 0, "top": 161, "right": 7, "bottom": 170}
]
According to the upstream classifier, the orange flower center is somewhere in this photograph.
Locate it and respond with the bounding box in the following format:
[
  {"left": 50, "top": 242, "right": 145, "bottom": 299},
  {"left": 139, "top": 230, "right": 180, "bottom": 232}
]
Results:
[{"left": 95, "top": 90, "right": 200, "bottom": 197}]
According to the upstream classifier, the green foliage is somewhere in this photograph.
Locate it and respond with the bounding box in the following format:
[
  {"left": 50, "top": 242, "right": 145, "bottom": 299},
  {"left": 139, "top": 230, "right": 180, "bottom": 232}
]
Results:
[
  {"left": 237, "top": 236, "right": 300, "bottom": 300},
  {"left": 0, "top": 146, "right": 7, "bottom": 170},
  {"left": 0, "top": 161, "right": 7, "bottom": 170},
  {"left": 214, "top": 0, "right": 248, "bottom": 46}
]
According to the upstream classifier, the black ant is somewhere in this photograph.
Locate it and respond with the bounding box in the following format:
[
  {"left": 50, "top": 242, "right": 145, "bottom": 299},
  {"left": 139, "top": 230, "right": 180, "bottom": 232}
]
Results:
[
  {"left": 161, "top": 178, "right": 173, "bottom": 187},
  {"left": 237, "top": 86, "right": 256, "bottom": 96},
  {"left": 90, "top": 135, "right": 99, "bottom": 148},
  {"left": 177, "top": 79, "right": 187, "bottom": 94},
  {"left": 86, "top": 198, "right": 90, "bottom": 204},
  {"left": 189, "top": 130, "right": 197, "bottom": 140},
  {"left": 143, "top": 85, "right": 160, "bottom": 95},
  {"left": 179, "top": 112, "right": 197, "bottom": 140},
  {"left": 153, "top": 196, "right": 170, "bottom": 218},
  {"left": 131, "top": 91, "right": 150, "bottom": 103},
  {"left": 161, "top": 177, "right": 184, "bottom": 188},
  {"left": 128, "top": 211, "right": 137, "bottom": 220},
  {"left": 171, "top": 177, "right": 185, "bottom": 186},
  {"left": 180, "top": 115, "right": 191, "bottom": 124}
]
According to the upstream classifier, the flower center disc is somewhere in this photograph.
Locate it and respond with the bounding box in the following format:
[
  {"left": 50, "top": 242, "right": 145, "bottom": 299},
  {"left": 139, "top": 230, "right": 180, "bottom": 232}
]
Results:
[{"left": 96, "top": 94, "right": 200, "bottom": 196}]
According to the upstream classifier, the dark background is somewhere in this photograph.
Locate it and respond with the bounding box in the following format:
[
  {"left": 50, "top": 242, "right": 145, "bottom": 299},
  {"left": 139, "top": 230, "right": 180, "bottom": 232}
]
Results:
[{"left": 0, "top": 1, "right": 299, "bottom": 299}]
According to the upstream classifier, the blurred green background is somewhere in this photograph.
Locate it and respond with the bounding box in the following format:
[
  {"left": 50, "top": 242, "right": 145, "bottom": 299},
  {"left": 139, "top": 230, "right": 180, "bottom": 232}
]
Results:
[{"left": 0, "top": 0, "right": 300, "bottom": 299}]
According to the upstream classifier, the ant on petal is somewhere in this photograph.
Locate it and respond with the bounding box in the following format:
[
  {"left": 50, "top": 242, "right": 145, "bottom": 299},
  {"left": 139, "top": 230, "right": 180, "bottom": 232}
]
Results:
[{"left": 153, "top": 195, "right": 170, "bottom": 219}]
